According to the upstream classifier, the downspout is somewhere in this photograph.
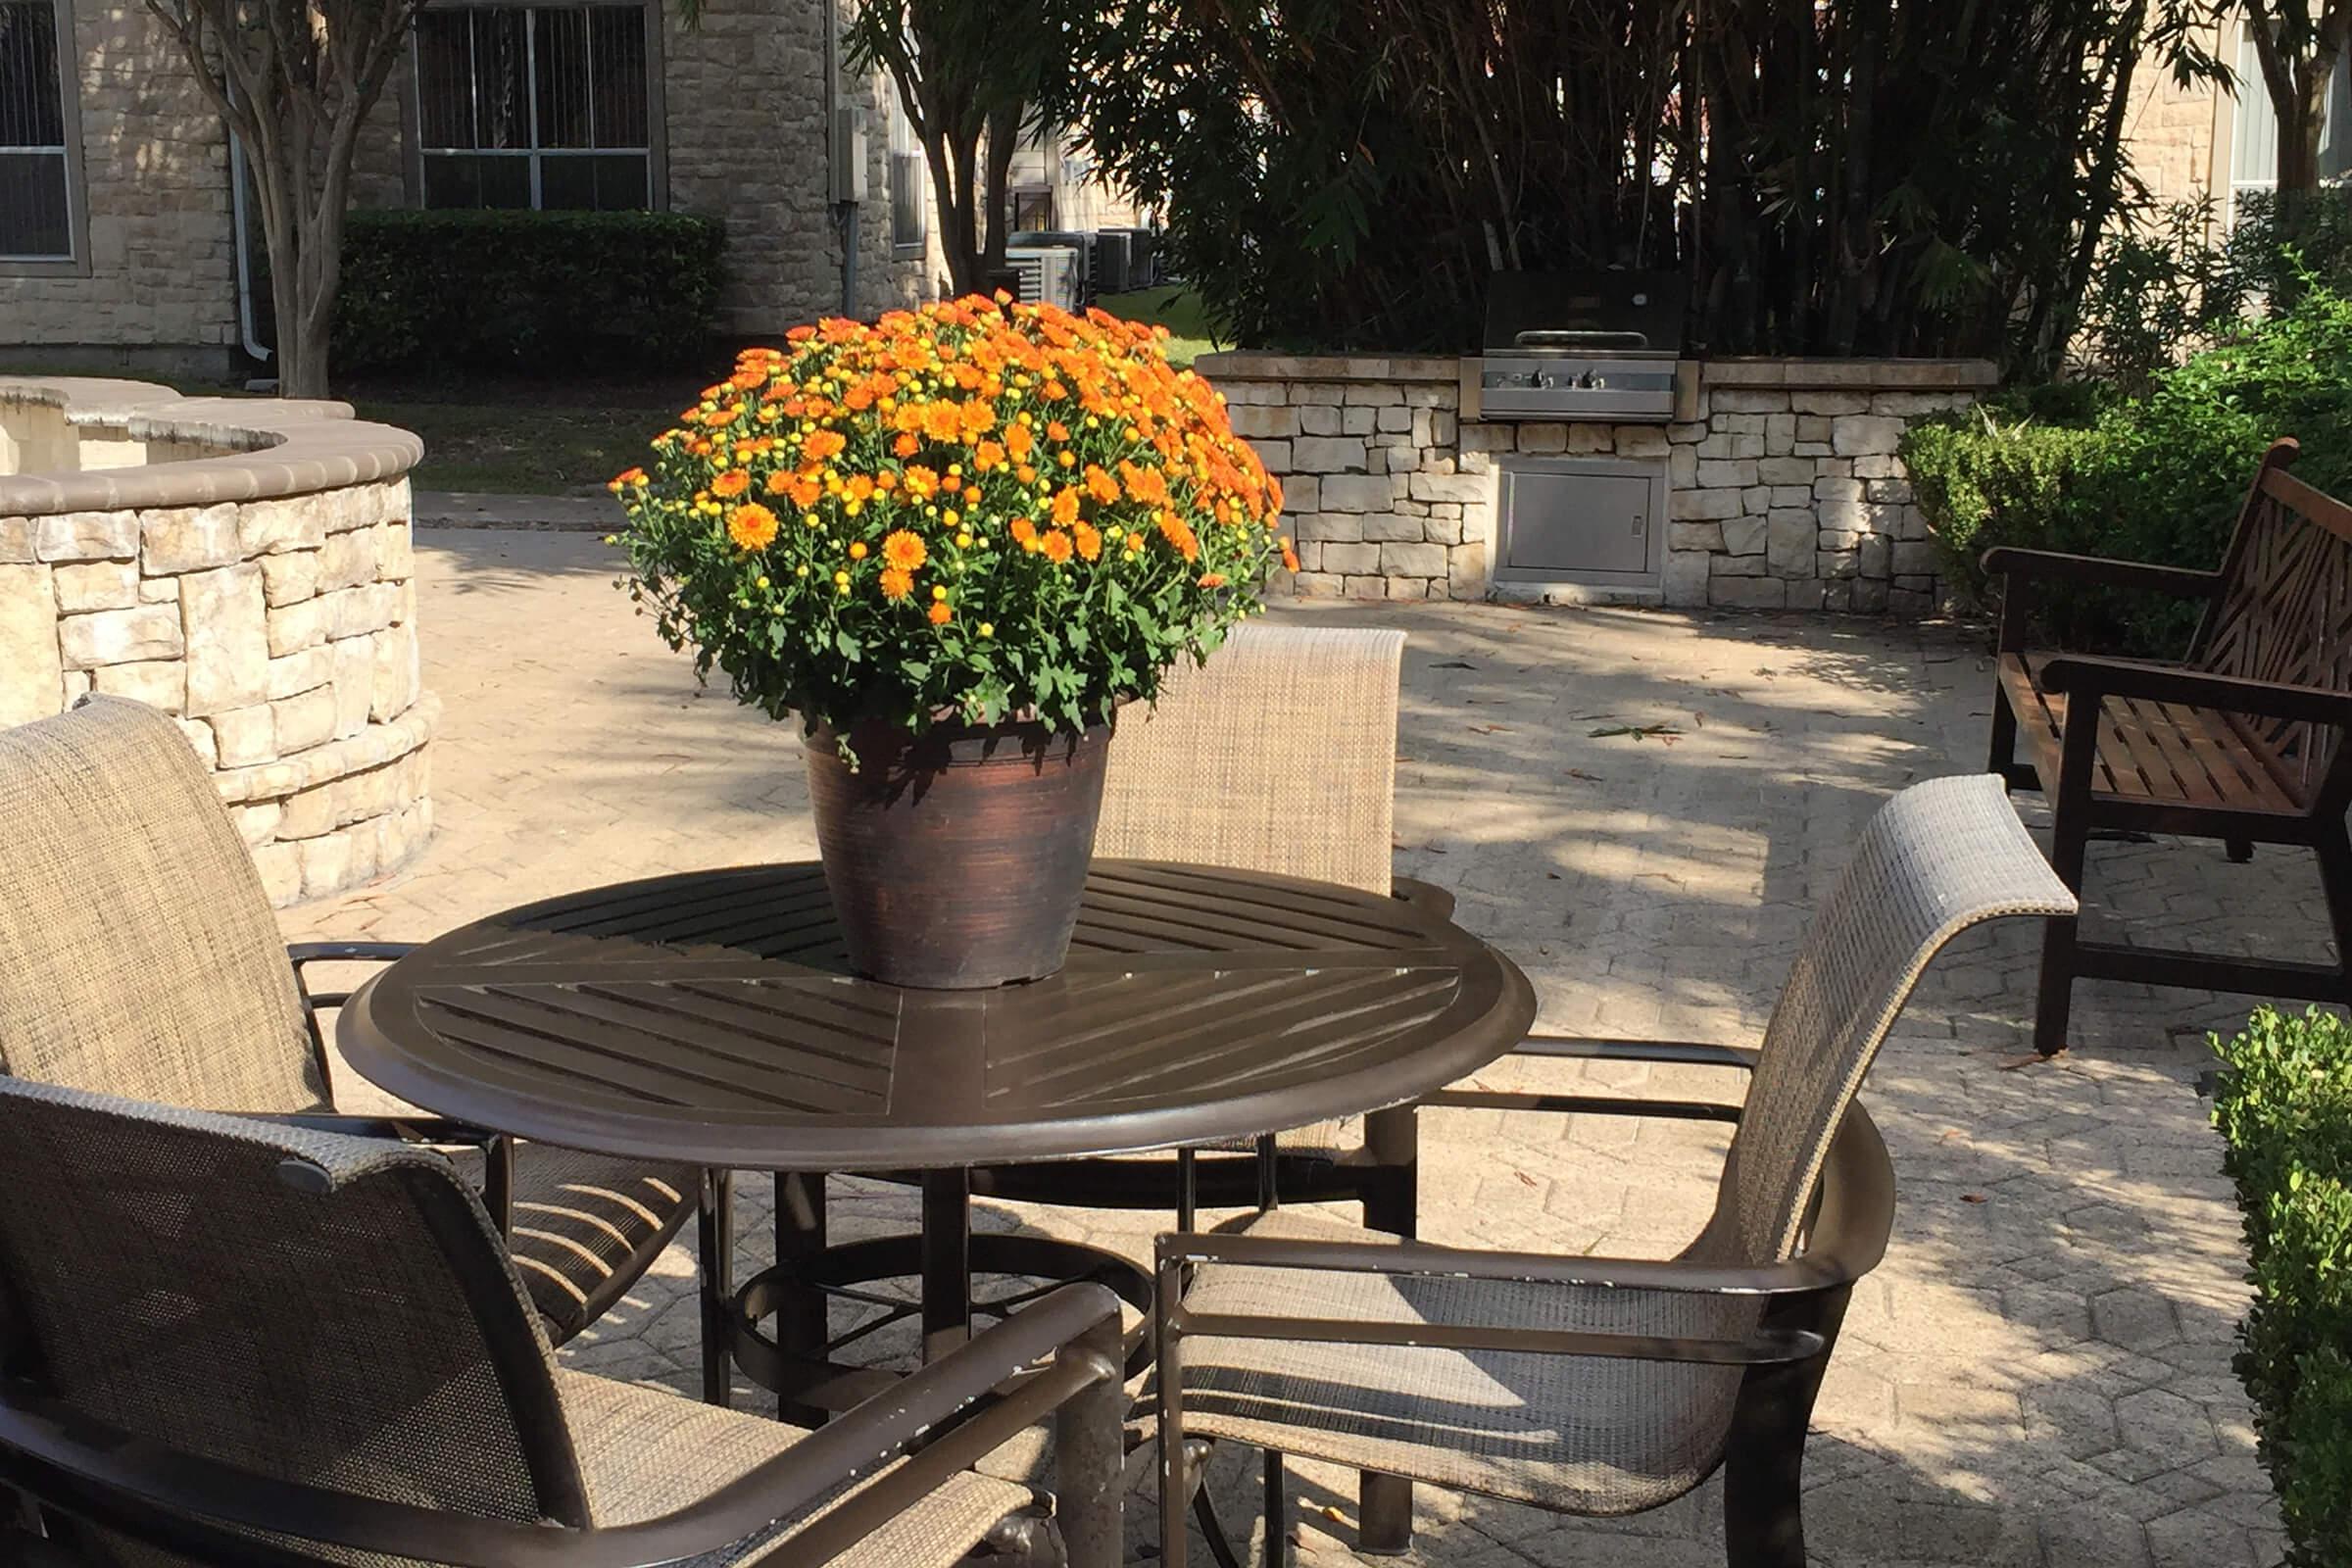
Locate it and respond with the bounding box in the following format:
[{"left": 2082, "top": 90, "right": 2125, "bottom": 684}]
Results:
[
  {"left": 826, "top": 0, "right": 857, "bottom": 316},
  {"left": 228, "top": 121, "right": 271, "bottom": 367}
]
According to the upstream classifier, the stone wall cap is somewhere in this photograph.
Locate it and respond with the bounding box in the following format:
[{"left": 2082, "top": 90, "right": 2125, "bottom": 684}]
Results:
[
  {"left": 0, "top": 378, "right": 420, "bottom": 518},
  {"left": 1196, "top": 351, "right": 1461, "bottom": 384},
  {"left": 1700, "top": 357, "right": 2000, "bottom": 390}
]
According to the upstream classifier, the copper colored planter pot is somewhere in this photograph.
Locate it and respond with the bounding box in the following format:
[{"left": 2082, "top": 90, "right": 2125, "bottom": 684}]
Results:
[{"left": 804, "top": 717, "right": 1113, "bottom": 989}]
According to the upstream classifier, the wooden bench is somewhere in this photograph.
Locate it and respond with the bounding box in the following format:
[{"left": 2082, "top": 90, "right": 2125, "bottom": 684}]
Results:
[{"left": 1984, "top": 438, "right": 2352, "bottom": 1054}]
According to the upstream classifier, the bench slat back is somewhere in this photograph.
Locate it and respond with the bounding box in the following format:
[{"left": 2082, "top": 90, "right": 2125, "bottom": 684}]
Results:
[{"left": 2193, "top": 441, "right": 2352, "bottom": 801}]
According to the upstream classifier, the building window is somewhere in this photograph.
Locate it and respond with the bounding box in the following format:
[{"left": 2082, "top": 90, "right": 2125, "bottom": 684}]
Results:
[
  {"left": 415, "top": 5, "right": 651, "bottom": 211},
  {"left": 0, "top": 0, "right": 74, "bottom": 262},
  {"left": 2230, "top": 27, "right": 2352, "bottom": 218},
  {"left": 888, "top": 83, "right": 925, "bottom": 252}
]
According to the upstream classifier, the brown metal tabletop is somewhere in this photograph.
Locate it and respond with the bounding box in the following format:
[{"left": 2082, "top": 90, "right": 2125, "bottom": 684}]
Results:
[
  {"left": 337, "top": 858, "right": 1535, "bottom": 1417},
  {"left": 338, "top": 858, "right": 1536, "bottom": 1172}
]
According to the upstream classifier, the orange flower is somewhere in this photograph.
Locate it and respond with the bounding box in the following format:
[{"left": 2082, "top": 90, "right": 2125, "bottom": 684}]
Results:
[
  {"left": 1009, "top": 516, "right": 1038, "bottom": 545},
  {"left": 1156, "top": 514, "right": 1200, "bottom": 562},
  {"left": 846, "top": 474, "right": 875, "bottom": 503},
  {"left": 882, "top": 529, "right": 928, "bottom": 571},
  {"left": 711, "top": 469, "right": 751, "bottom": 498},
  {"left": 973, "top": 439, "right": 1006, "bottom": 471},
  {"left": 1042, "top": 529, "right": 1074, "bottom": 564},
  {"left": 894, "top": 432, "right": 920, "bottom": 458},
  {"left": 1043, "top": 379, "right": 1068, "bottom": 401},
  {"left": 920, "top": 401, "right": 963, "bottom": 443},
  {"left": 804, "top": 428, "right": 847, "bottom": 462},
  {"left": 1083, "top": 465, "right": 1120, "bottom": 504},
  {"left": 1198, "top": 572, "right": 1228, "bottom": 588},
  {"left": 1047, "top": 420, "right": 1070, "bottom": 443},
  {"left": 880, "top": 566, "right": 914, "bottom": 601},
  {"left": 903, "top": 465, "right": 940, "bottom": 499},
  {"left": 1051, "top": 487, "right": 1082, "bottom": 527},
  {"left": 1072, "top": 521, "right": 1102, "bottom": 562},
  {"left": 726, "top": 503, "right": 780, "bottom": 551},
  {"left": 730, "top": 367, "right": 766, "bottom": 391},
  {"left": 1119, "top": 461, "right": 1169, "bottom": 506},
  {"left": 1004, "top": 422, "right": 1034, "bottom": 460},
  {"left": 1280, "top": 537, "right": 1301, "bottom": 572},
  {"left": 607, "top": 466, "right": 647, "bottom": 492},
  {"left": 928, "top": 601, "right": 953, "bottom": 625}
]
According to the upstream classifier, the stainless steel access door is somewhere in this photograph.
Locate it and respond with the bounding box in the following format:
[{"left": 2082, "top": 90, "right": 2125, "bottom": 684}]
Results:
[{"left": 1494, "top": 456, "right": 1666, "bottom": 590}]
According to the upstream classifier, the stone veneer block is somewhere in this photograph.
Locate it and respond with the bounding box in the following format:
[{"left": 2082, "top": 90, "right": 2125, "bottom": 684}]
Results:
[
  {"left": 91, "top": 660, "right": 187, "bottom": 713},
  {"left": 58, "top": 604, "right": 184, "bottom": 668},
  {"left": 180, "top": 564, "right": 270, "bottom": 714},
  {"left": 52, "top": 561, "right": 139, "bottom": 613},
  {"left": 35, "top": 511, "right": 139, "bottom": 563},
  {"left": 0, "top": 564, "right": 64, "bottom": 725},
  {"left": 141, "top": 504, "right": 245, "bottom": 574},
  {"left": 0, "top": 518, "right": 32, "bottom": 564}
]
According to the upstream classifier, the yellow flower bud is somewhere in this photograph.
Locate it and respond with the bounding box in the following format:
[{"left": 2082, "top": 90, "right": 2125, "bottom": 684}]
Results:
[
  {"left": 932, "top": 584, "right": 949, "bottom": 601},
  {"left": 956, "top": 531, "right": 973, "bottom": 549},
  {"left": 943, "top": 509, "right": 960, "bottom": 526},
  {"left": 755, "top": 575, "right": 769, "bottom": 589},
  {"left": 796, "top": 564, "right": 808, "bottom": 577},
  {"left": 978, "top": 622, "right": 995, "bottom": 638},
  {"left": 834, "top": 569, "right": 851, "bottom": 585},
  {"left": 849, "top": 542, "right": 867, "bottom": 560}
]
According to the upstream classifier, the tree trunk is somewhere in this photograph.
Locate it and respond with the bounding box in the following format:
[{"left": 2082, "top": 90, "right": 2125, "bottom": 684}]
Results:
[{"left": 2277, "top": 75, "right": 2327, "bottom": 191}]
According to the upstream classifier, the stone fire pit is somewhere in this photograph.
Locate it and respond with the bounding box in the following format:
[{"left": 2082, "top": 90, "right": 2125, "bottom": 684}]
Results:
[{"left": 0, "top": 378, "right": 435, "bottom": 905}]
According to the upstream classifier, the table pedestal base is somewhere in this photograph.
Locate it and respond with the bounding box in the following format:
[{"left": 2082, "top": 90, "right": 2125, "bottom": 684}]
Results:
[{"left": 730, "top": 1231, "right": 1155, "bottom": 1416}]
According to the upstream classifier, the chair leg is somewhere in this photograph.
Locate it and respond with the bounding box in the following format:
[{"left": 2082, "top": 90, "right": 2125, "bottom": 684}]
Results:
[
  {"left": 1986, "top": 685, "right": 2018, "bottom": 785},
  {"left": 2227, "top": 838, "right": 2254, "bottom": 863},
  {"left": 2313, "top": 822, "right": 2352, "bottom": 994},
  {"left": 1722, "top": 1290, "right": 1848, "bottom": 1568},
  {"left": 1264, "top": 1449, "right": 1288, "bottom": 1567},
  {"left": 2034, "top": 800, "right": 2091, "bottom": 1057},
  {"left": 1194, "top": 1485, "right": 1249, "bottom": 1568}
]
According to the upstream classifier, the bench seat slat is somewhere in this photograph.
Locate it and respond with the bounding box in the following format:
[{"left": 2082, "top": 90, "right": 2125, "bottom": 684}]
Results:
[{"left": 1996, "top": 653, "right": 2306, "bottom": 815}]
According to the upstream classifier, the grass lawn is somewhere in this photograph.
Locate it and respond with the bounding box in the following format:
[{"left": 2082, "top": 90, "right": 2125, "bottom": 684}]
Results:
[
  {"left": 1094, "top": 285, "right": 1223, "bottom": 368},
  {"left": 342, "top": 377, "right": 691, "bottom": 496}
]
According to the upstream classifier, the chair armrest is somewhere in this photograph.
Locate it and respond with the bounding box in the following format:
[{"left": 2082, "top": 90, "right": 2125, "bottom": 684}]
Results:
[
  {"left": 1510, "top": 1035, "right": 1759, "bottom": 1071},
  {"left": 1978, "top": 548, "right": 2223, "bottom": 598},
  {"left": 287, "top": 944, "right": 417, "bottom": 1009},
  {"left": 229, "top": 1109, "right": 500, "bottom": 1148},
  {"left": 0, "top": 1283, "right": 1128, "bottom": 1568},
  {"left": 2038, "top": 655, "right": 2352, "bottom": 728},
  {"left": 1160, "top": 1102, "right": 1892, "bottom": 1303},
  {"left": 1421, "top": 1035, "right": 1756, "bottom": 1122},
  {"left": 286, "top": 942, "right": 418, "bottom": 965}
]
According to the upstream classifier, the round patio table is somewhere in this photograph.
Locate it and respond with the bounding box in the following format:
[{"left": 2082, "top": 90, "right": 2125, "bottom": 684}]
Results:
[{"left": 338, "top": 858, "right": 1536, "bottom": 1414}]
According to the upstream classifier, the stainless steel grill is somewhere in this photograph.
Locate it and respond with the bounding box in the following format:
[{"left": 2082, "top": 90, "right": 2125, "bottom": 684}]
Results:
[{"left": 1462, "top": 270, "right": 1688, "bottom": 422}]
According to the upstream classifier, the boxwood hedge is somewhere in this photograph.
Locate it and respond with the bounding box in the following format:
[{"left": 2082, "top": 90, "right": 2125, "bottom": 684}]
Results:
[
  {"left": 333, "top": 210, "right": 726, "bottom": 375},
  {"left": 2211, "top": 1004, "right": 2352, "bottom": 1565}
]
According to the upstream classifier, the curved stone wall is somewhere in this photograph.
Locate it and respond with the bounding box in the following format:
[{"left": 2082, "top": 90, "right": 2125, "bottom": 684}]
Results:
[{"left": 0, "top": 378, "right": 436, "bottom": 905}]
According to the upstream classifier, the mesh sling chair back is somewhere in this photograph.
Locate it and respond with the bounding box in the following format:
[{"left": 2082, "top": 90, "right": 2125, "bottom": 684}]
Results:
[
  {"left": 945, "top": 621, "right": 1416, "bottom": 1217},
  {"left": 0, "top": 1076, "right": 1130, "bottom": 1568},
  {"left": 0, "top": 695, "right": 692, "bottom": 1346},
  {"left": 1152, "top": 774, "right": 2079, "bottom": 1568}
]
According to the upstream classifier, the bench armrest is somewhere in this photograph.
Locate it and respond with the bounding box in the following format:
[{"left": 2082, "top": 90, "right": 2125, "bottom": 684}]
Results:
[
  {"left": 2040, "top": 655, "right": 2352, "bottom": 728},
  {"left": 1979, "top": 548, "right": 2223, "bottom": 598}
]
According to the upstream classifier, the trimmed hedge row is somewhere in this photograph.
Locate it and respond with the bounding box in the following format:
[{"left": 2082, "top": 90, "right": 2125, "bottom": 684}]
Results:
[
  {"left": 2211, "top": 1004, "right": 2352, "bottom": 1565},
  {"left": 333, "top": 210, "right": 727, "bottom": 375},
  {"left": 1903, "top": 286, "right": 2352, "bottom": 656}
]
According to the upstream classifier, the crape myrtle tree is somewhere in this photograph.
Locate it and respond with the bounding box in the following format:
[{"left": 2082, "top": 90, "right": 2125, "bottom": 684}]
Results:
[
  {"left": 2222, "top": 0, "right": 2352, "bottom": 193},
  {"left": 1048, "top": 0, "right": 2215, "bottom": 373},
  {"left": 843, "top": 0, "right": 1060, "bottom": 295},
  {"left": 143, "top": 0, "right": 423, "bottom": 396}
]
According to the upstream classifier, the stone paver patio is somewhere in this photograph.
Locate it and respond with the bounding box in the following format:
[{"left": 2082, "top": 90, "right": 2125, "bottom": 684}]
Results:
[{"left": 289, "top": 528, "right": 2307, "bottom": 1567}]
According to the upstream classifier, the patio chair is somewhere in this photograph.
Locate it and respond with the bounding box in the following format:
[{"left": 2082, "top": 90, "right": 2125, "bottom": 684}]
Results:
[
  {"left": 0, "top": 1075, "right": 1127, "bottom": 1568},
  {"left": 0, "top": 694, "right": 693, "bottom": 1348},
  {"left": 1150, "top": 773, "right": 2079, "bottom": 1568},
  {"left": 960, "top": 620, "right": 1418, "bottom": 1217}
]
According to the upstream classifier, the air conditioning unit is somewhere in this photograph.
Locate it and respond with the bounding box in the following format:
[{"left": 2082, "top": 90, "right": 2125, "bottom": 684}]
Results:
[{"left": 1004, "top": 247, "right": 1082, "bottom": 311}]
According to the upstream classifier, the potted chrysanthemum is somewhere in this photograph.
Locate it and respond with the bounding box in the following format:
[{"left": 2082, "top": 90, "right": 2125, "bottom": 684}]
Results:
[{"left": 613, "top": 295, "right": 1295, "bottom": 988}]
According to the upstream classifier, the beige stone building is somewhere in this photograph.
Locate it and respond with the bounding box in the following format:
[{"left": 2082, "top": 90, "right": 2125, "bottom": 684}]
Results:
[{"left": 0, "top": 0, "right": 1139, "bottom": 380}]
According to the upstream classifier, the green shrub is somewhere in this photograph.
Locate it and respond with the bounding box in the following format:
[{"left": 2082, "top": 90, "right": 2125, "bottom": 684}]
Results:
[
  {"left": 2211, "top": 1005, "right": 2352, "bottom": 1566},
  {"left": 334, "top": 210, "right": 726, "bottom": 375},
  {"left": 1904, "top": 285, "right": 2352, "bottom": 654}
]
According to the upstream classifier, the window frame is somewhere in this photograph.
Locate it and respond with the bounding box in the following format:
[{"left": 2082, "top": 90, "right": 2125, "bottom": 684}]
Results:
[
  {"left": 401, "top": 0, "right": 666, "bottom": 214},
  {"left": 0, "top": 0, "right": 91, "bottom": 276}
]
